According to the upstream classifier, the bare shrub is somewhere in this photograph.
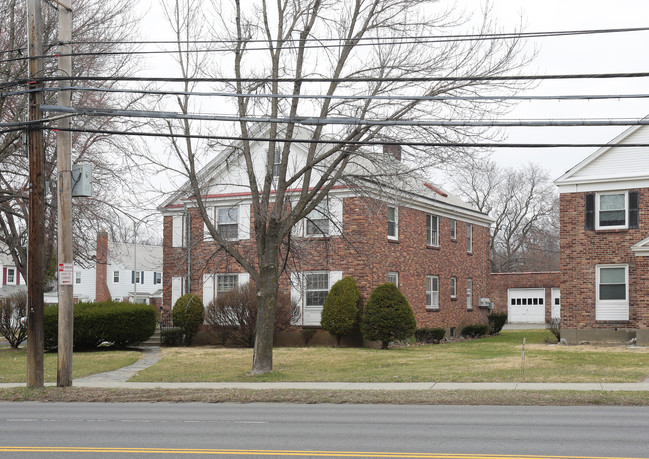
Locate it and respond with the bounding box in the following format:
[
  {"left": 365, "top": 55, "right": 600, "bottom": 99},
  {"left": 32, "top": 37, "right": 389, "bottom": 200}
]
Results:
[
  {"left": 205, "top": 282, "right": 299, "bottom": 347},
  {"left": 547, "top": 318, "right": 561, "bottom": 342},
  {"left": 0, "top": 291, "right": 27, "bottom": 348}
]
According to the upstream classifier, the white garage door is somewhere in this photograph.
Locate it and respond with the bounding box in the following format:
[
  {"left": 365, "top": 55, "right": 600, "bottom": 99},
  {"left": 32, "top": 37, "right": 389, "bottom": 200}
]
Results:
[{"left": 508, "top": 288, "right": 546, "bottom": 323}]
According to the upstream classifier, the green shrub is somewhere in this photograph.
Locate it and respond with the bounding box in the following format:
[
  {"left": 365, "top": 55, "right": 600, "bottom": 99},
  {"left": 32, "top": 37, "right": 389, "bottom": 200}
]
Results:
[
  {"left": 161, "top": 328, "right": 185, "bottom": 346},
  {"left": 461, "top": 323, "right": 489, "bottom": 338},
  {"left": 172, "top": 294, "right": 204, "bottom": 346},
  {"left": 488, "top": 312, "right": 507, "bottom": 335},
  {"left": 415, "top": 327, "right": 446, "bottom": 344},
  {"left": 204, "top": 283, "right": 298, "bottom": 347},
  {"left": 44, "top": 301, "right": 157, "bottom": 351},
  {"left": 320, "top": 276, "right": 361, "bottom": 346},
  {"left": 361, "top": 283, "right": 416, "bottom": 349}
]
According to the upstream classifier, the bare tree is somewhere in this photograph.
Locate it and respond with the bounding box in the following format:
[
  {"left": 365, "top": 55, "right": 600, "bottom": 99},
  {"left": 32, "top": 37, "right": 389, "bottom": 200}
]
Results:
[
  {"left": 0, "top": 0, "right": 143, "bottom": 277},
  {"left": 147, "top": 0, "right": 530, "bottom": 374},
  {"left": 450, "top": 159, "right": 559, "bottom": 272}
]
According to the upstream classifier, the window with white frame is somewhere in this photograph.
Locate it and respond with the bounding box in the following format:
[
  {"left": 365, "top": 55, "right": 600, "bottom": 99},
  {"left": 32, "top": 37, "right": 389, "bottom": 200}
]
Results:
[
  {"left": 154, "top": 272, "right": 162, "bottom": 284},
  {"left": 113, "top": 271, "right": 119, "bottom": 283},
  {"left": 217, "top": 207, "right": 239, "bottom": 240},
  {"left": 305, "top": 201, "right": 330, "bottom": 236},
  {"left": 217, "top": 274, "right": 238, "bottom": 295},
  {"left": 426, "top": 275, "right": 439, "bottom": 309},
  {"left": 450, "top": 219, "right": 457, "bottom": 240},
  {"left": 467, "top": 224, "right": 473, "bottom": 253},
  {"left": 132, "top": 271, "right": 144, "bottom": 284},
  {"left": 467, "top": 278, "right": 473, "bottom": 309},
  {"left": 387, "top": 206, "right": 398, "bottom": 239},
  {"left": 596, "top": 264, "right": 629, "bottom": 320},
  {"left": 597, "top": 192, "right": 627, "bottom": 229},
  {"left": 75, "top": 272, "right": 81, "bottom": 284},
  {"left": 451, "top": 277, "right": 457, "bottom": 298},
  {"left": 387, "top": 272, "right": 399, "bottom": 286},
  {"left": 6, "top": 267, "right": 16, "bottom": 284},
  {"left": 305, "top": 273, "right": 329, "bottom": 310},
  {"left": 426, "top": 214, "right": 439, "bottom": 247}
]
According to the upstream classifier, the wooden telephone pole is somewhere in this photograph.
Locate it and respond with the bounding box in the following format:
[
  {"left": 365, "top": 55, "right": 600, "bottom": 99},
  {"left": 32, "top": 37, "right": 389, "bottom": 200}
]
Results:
[
  {"left": 56, "top": 0, "right": 74, "bottom": 387},
  {"left": 26, "top": 0, "right": 45, "bottom": 388}
]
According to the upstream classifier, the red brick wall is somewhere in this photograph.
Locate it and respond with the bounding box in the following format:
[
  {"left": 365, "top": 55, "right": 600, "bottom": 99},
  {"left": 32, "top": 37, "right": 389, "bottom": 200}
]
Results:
[
  {"left": 163, "top": 196, "right": 492, "bottom": 330},
  {"left": 488, "top": 271, "right": 560, "bottom": 321},
  {"left": 560, "top": 190, "right": 649, "bottom": 330}
]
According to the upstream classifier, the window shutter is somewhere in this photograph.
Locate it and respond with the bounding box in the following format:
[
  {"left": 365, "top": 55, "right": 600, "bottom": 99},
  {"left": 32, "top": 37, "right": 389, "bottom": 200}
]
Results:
[
  {"left": 204, "top": 207, "right": 215, "bottom": 241},
  {"left": 585, "top": 193, "right": 595, "bottom": 230},
  {"left": 172, "top": 215, "right": 184, "bottom": 247},
  {"left": 329, "top": 270, "right": 343, "bottom": 287},
  {"left": 202, "top": 274, "right": 214, "bottom": 306},
  {"left": 329, "top": 197, "right": 343, "bottom": 235},
  {"left": 2, "top": 267, "right": 6, "bottom": 285},
  {"left": 131, "top": 270, "right": 135, "bottom": 284},
  {"left": 629, "top": 191, "right": 639, "bottom": 229},
  {"left": 16, "top": 270, "right": 20, "bottom": 285},
  {"left": 141, "top": 271, "right": 145, "bottom": 284},
  {"left": 153, "top": 272, "right": 157, "bottom": 284},
  {"left": 238, "top": 204, "right": 251, "bottom": 240},
  {"left": 238, "top": 272, "right": 250, "bottom": 286}
]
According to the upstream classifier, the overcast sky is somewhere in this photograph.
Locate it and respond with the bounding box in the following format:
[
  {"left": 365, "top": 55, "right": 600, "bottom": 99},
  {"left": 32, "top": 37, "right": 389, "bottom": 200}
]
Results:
[{"left": 138, "top": 0, "right": 649, "bottom": 181}]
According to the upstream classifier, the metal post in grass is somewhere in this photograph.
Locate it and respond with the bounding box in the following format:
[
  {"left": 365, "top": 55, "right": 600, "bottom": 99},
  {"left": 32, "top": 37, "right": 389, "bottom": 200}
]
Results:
[{"left": 521, "top": 337, "right": 526, "bottom": 379}]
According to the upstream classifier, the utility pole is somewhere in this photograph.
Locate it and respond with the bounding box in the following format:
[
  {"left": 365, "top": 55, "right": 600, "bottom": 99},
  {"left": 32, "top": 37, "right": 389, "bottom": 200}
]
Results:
[
  {"left": 56, "top": 0, "right": 74, "bottom": 387},
  {"left": 26, "top": 0, "right": 45, "bottom": 388}
]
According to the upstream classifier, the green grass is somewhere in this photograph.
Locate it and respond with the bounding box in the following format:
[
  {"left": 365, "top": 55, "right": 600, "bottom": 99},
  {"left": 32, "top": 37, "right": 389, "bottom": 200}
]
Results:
[
  {"left": 131, "top": 330, "right": 649, "bottom": 383},
  {"left": 0, "top": 348, "right": 142, "bottom": 383}
]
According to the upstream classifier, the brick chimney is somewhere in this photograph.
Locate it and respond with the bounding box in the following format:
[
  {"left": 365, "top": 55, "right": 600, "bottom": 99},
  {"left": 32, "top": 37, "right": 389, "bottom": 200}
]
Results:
[
  {"left": 95, "top": 231, "right": 111, "bottom": 302},
  {"left": 383, "top": 144, "right": 401, "bottom": 161}
]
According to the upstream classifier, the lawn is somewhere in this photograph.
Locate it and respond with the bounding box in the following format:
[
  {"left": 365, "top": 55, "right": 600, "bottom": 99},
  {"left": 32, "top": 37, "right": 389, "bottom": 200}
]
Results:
[
  {"left": 0, "top": 348, "right": 142, "bottom": 383},
  {"left": 131, "top": 330, "right": 649, "bottom": 383}
]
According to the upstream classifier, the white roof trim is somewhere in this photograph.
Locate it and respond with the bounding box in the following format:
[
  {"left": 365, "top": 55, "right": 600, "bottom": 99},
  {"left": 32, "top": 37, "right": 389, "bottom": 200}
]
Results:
[
  {"left": 554, "top": 122, "right": 646, "bottom": 186},
  {"left": 631, "top": 236, "right": 649, "bottom": 256}
]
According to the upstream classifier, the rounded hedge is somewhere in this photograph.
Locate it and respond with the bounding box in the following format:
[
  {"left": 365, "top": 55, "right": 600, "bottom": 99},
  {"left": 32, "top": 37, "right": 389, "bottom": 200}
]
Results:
[
  {"left": 361, "top": 283, "right": 416, "bottom": 349},
  {"left": 488, "top": 312, "right": 507, "bottom": 335},
  {"left": 320, "top": 276, "right": 361, "bottom": 346},
  {"left": 172, "top": 294, "right": 204, "bottom": 345},
  {"left": 44, "top": 301, "right": 157, "bottom": 351}
]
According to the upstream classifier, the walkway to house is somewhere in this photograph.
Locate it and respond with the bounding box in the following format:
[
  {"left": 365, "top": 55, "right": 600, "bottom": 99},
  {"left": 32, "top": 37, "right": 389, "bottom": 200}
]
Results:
[{"left": 73, "top": 346, "right": 162, "bottom": 384}]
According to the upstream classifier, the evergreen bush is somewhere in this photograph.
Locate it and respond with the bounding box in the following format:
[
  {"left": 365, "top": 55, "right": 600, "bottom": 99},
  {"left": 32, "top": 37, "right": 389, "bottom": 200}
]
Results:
[
  {"left": 320, "top": 276, "right": 361, "bottom": 346},
  {"left": 414, "top": 327, "right": 446, "bottom": 344},
  {"left": 44, "top": 301, "right": 156, "bottom": 350},
  {"left": 161, "top": 328, "right": 185, "bottom": 346},
  {"left": 361, "top": 283, "right": 416, "bottom": 349},
  {"left": 461, "top": 323, "right": 489, "bottom": 338},
  {"left": 488, "top": 312, "right": 508, "bottom": 335},
  {"left": 171, "top": 294, "right": 204, "bottom": 346}
]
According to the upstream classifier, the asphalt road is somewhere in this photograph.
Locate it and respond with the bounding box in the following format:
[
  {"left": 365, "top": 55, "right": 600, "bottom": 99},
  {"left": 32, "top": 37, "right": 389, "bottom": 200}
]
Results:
[{"left": 1, "top": 403, "right": 648, "bottom": 458}]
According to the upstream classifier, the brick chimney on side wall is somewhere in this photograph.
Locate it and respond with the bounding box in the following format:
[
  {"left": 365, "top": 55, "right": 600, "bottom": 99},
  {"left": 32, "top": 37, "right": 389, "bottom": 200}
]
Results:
[
  {"left": 95, "top": 231, "right": 111, "bottom": 302},
  {"left": 383, "top": 144, "right": 401, "bottom": 161}
]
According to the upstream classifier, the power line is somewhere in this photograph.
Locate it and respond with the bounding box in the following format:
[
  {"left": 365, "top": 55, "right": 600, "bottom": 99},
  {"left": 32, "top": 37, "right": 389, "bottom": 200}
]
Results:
[
  {"left": 40, "top": 126, "right": 649, "bottom": 148},
  {"left": 6, "top": 85, "right": 649, "bottom": 103},
  {"left": 37, "top": 105, "right": 649, "bottom": 128}
]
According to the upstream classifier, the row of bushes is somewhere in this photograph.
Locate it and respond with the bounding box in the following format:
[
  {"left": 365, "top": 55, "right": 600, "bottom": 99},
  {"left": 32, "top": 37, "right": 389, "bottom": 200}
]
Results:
[
  {"left": 44, "top": 301, "right": 157, "bottom": 351},
  {"left": 167, "top": 277, "right": 508, "bottom": 349}
]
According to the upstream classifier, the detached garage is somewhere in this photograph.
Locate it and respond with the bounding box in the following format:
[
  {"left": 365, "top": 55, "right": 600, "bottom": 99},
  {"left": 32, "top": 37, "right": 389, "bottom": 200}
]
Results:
[{"left": 508, "top": 288, "right": 545, "bottom": 323}]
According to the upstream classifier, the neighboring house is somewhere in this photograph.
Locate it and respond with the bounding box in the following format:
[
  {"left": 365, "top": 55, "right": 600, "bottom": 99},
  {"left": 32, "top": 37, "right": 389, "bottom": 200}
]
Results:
[
  {"left": 0, "top": 251, "right": 26, "bottom": 299},
  {"left": 555, "top": 123, "right": 649, "bottom": 345},
  {"left": 160, "top": 137, "right": 494, "bottom": 338}
]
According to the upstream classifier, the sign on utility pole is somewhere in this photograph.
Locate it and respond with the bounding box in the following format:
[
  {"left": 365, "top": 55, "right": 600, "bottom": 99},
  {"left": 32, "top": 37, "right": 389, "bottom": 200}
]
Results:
[
  {"left": 26, "top": 0, "right": 46, "bottom": 388},
  {"left": 56, "top": 0, "right": 74, "bottom": 388}
]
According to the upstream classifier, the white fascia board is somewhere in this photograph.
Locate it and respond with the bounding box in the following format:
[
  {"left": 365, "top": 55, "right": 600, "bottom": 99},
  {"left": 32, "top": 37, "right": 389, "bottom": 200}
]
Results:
[
  {"left": 631, "top": 236, "right": 649, "bottom": 256},
  {"left": 554, "top": 123, "right": 646, "bottom": 185},
  {"left": 556, "top": 176, "right": 649, "bottom": 194}
]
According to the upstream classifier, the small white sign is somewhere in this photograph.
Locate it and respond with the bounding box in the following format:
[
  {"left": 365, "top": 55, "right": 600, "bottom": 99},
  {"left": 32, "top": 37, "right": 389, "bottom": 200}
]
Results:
[{"left": 58, "top": 263, "right": 74, "bottom": 286}]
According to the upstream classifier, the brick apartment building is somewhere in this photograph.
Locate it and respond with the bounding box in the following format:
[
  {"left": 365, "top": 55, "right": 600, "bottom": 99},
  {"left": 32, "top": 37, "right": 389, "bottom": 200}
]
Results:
[
  {"left": 160, "top": 137, "right": 495, "bottom": 339},
  {"left": 555, "top": 123, "right": 649, "bottom": 345}
]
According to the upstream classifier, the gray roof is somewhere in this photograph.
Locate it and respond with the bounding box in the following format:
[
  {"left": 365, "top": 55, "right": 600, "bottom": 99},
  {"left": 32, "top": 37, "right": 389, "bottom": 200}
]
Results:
[{"left": 107, "top": 242, "right": 162, "bottom": 271}]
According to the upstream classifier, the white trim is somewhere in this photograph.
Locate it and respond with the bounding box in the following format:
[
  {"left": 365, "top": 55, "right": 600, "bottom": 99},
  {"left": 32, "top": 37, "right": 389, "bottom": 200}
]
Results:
[
  {"left": 426, "top": 214, "right": 439, "bottom": 247},
  {"left": 631, "top": 236, "right": 649, "bottom": 256},
  {"left": 467, "top": 224, "right": 473, "bottom": 253},
  {"left": 467, "top": 278, "right": 473, "bottom": 310},
  {"left": 595, "top": 264, "right": 629, "bottom": 321},
  {"left": 172, "top": 215, "right": 185, "bottom": 248},
  {"left": 450, "top": 219, "right": 457, "bottom": 240},
  {"left": 387, "top": 271, "right": 399, "bottom": 286},
  {"left": 450, "top": 276, "right": 457, "bottom": 298}
]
